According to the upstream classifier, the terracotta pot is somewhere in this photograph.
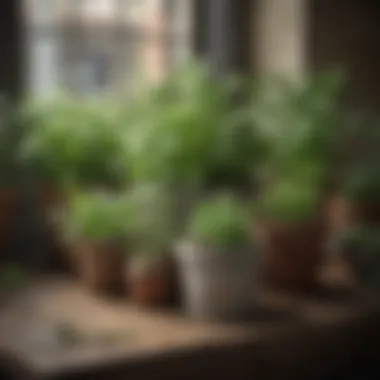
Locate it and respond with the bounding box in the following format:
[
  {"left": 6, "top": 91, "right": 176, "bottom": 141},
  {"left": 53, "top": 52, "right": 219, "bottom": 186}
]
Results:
[
  {"left": 76, "top": 241, "right": 124, "bottom": 294},
  {"left": 127, "top": 256, "right": 175, "bottom": 308},
  {"left": 328, "top": 197, "right": 380, "bottom": 232},
  {"left": 256, "top": 219, "right": 325, "bottom": 293}
]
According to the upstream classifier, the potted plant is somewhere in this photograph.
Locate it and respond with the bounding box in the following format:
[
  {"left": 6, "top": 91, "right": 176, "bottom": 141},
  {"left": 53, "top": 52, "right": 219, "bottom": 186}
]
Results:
[
  {"left": 176, "top": 194, "right": 257, "bottom": 320},
  {"left": 21, "top": 99, "right": 129, "bottom": 267},
  {"left": 65, "top": 191, "right": 133, "bottom": 294},
  {"left": 125, "top": 63, "right": 265, "bottom": 232},
  {"left": 128, "top": 248, "right": 176, "bottom": 308},
  {"left": 330, "top": 166, "right": 380, "bottom": 231},
  {"left": 251, "top": 71, "right": 345, "bottom": 201},
  {"left": 335, "top": 226, "right": 380, "bottom": 291},
  {"left": 125, "top": 185, "right": 177, "bottom": 308},
  {"left": 255, "top": 181, "right": 325, "bottom": 293},
  {"left": 21, "top": 98, "right": 129, "bottom": 194}
]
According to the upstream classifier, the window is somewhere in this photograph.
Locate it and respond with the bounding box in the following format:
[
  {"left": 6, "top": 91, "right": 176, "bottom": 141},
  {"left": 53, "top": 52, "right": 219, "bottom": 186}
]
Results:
[{"left": 24, "top": 0, "right": 193, "bottom": 98}]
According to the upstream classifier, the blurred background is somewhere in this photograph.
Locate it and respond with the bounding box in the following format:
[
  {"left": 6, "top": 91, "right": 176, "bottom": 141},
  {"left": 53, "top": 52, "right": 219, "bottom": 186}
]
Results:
[
  {"left": 0, "top": 1, "right": 380, "bottom": 380},
  {"left": 17, "top": 0, "right": 380, "bottom": 110},
  {"left": 24, "top": 0, "right": 193, "bottom": 98}
]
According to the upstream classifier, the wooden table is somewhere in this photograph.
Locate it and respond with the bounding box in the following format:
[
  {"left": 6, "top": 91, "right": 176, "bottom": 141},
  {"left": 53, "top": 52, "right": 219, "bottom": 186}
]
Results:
[{"left": 0, "top": 268, "right": 379, "bottom": 380}]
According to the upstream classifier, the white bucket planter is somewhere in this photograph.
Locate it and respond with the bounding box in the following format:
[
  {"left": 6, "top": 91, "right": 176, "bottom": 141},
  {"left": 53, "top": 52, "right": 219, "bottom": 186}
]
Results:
[{"left": 175, "top": 241, "right": 258, "bottom": 320}]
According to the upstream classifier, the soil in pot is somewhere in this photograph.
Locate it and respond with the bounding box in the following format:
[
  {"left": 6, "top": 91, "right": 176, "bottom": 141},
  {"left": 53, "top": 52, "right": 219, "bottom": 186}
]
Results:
[
  {"left": 76, "top": 241, "right": 124, "bottom": 295},
  {"left": 256, "top": 220, "right": 325, "bottom": 293},
  {"left": 127, "top": 255, "right": 176, "bottom": 308}
]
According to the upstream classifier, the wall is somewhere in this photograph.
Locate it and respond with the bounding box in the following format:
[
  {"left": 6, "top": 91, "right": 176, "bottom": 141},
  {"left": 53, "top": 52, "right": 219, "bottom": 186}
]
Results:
[
  {"left": 254, "top": 0, "right": 380, "bottom": 111},
  {"left": 255, "top": 0, "right": 307, "bottom": 80},
  {"left": 0, "top": 1, "right": 23, "bottom": 100},
  {"left": 309, "top": 0, "right": 380, "bottom": 110}
]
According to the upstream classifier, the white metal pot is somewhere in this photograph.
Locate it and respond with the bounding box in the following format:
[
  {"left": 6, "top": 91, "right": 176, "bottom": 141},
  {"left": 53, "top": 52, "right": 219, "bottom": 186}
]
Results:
[{"left": 175, "top": 241, "right": 258, "bottom": 320}]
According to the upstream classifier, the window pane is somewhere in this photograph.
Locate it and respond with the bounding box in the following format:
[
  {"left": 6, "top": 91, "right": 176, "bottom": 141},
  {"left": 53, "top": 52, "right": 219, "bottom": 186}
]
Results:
[{"left": 24, "top": 0, "right": 193, "bottom": 99}]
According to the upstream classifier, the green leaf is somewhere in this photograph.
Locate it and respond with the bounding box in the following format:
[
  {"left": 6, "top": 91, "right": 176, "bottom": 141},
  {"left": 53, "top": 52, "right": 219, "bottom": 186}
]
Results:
[{"left": 187, "top": 194, "right": 252, "bottom": 249}]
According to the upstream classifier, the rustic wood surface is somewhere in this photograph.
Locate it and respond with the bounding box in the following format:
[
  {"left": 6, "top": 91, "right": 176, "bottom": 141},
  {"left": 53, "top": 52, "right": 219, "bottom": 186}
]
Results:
[{"left": 0, "top": 262, "right": 379, "bottom": 380}]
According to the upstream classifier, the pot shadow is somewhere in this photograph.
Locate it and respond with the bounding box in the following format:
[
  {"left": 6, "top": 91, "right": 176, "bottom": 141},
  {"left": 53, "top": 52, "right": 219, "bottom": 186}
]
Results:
[
  {"left": 300, "top": 283, "right": 362, "bottom": 306},
  {"left": 90, "top": 285, "right": 127, "bottom": 302},
  {"left": 220, "top": 304, "right": 302, "bottom": 327}
]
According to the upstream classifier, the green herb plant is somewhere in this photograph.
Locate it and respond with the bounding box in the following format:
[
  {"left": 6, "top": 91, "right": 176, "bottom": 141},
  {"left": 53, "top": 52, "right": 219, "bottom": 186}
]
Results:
[
  {"left": 65, "top": 191, "right": 135, "bottom": 247},
  {"left": 187, "top": 194, "right": 252, "bottom": 250},
  {"left": 21, "top": 98, "right": 129, "bottom": 189},
  {"left": 125, "top": 62, "right": 265, "bottom": 191},
  {"left": 256, "top": 181, "right": 320, "bottom": 223},
  {"left": 251, "top": 71, "right": 345, "bottom": 188},
  {"left": 127, "top": 184, "right": 174, "bottom": 261}
]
